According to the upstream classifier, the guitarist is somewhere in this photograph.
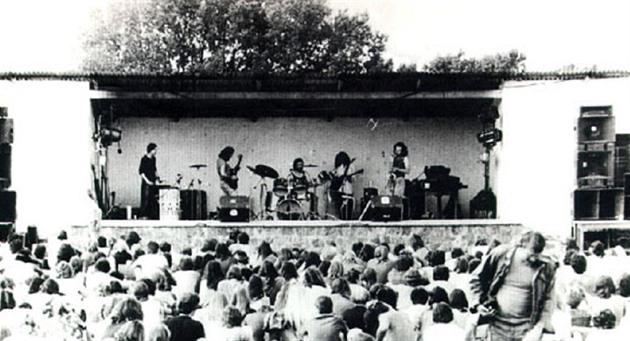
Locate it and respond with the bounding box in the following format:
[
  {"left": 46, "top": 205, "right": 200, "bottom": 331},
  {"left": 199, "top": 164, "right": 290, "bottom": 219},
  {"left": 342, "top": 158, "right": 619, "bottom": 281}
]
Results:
[
  {"left": 217, "top": 146, "right": 242, "bottom": 196},
  {"left": 329, "top": 151, "right": 356, "bottom": 219}
]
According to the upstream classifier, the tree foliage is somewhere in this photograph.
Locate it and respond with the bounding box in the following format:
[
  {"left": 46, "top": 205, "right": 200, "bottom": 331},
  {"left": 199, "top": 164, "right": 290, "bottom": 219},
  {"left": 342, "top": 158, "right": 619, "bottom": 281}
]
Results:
[
  {"left": 82, "top": 0, "right": 392, "bottom": 75},
  {"left": 423, "top": 50, "right": 527, "bottom": 74}
]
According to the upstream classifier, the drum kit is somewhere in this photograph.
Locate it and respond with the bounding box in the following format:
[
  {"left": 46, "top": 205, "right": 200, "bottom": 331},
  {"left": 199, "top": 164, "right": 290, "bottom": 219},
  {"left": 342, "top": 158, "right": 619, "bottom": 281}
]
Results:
[
  {"left": 248, "top": 163, "right": 324, "bottom": 220},
  {"left": 157, "top": 163, "right": 210, "bottom": 220}
]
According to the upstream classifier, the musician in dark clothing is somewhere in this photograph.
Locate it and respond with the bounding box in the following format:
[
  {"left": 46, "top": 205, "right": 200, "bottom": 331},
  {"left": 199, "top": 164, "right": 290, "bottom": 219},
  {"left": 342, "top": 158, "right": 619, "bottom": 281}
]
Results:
[
  {"left": 389, "top": 142, "right": 410, "bottom": 197},
  {"left": 288, "top": 158, "right": 314, "bottom": 188},
  {"left": 288, "top": 157, "right": 316, "bottom": 212},
  {"left": 217, "top": 146, "right": 240, "bottom": 196},
  {"left": 329, "top": 151, "right": 355, "bottom": 219},
  {"left": 139, "top": 142, "right": 160, "bottom": 219}
]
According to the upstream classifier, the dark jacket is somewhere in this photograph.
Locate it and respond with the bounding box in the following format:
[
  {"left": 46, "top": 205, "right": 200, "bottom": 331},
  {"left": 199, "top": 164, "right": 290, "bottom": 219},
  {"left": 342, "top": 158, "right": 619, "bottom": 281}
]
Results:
[{"left": 469, "top": 244, "right": 557, "bottom": 329}]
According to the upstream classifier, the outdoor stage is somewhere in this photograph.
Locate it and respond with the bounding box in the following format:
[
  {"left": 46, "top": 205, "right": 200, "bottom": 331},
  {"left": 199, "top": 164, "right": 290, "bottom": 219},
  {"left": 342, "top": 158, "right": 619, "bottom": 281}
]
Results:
[{"left": 70, "top": 219, "right": 525, "bottom": 252}]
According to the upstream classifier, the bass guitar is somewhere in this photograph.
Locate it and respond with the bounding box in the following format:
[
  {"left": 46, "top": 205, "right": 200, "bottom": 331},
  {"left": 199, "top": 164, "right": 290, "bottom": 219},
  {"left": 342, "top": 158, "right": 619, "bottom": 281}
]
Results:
[
  {"left": 330, "top": 159, "right": 364, "bottom": 193},
  {"left": 225, "top": 154, "right": 243, "bottom": 190}
]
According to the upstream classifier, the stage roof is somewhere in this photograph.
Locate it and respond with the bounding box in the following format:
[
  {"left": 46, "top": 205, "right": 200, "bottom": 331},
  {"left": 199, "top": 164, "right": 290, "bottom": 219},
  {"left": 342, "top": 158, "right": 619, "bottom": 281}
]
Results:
[{"left": 1, "top": 71, "right": 628, "bottom": 119}]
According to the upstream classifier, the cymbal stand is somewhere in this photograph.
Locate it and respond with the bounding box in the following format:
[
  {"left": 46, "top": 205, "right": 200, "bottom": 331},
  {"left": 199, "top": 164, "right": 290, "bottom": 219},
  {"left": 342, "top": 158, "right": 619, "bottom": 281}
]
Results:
[{"left": 252, "top": 176, "right": 271, "bottom": 220}]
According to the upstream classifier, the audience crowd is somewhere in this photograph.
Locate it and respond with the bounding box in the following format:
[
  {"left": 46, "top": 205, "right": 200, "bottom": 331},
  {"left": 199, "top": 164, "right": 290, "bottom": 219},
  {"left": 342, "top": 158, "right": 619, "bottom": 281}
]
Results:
[{"left": 0, "top": 228, "right": 628, "bottom": 341}]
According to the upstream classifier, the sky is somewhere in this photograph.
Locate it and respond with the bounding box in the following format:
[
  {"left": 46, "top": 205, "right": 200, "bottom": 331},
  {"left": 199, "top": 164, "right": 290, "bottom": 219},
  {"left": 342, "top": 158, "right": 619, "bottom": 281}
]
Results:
[{"left": 0, "top": 0, "right": 629, "bottom": 72}]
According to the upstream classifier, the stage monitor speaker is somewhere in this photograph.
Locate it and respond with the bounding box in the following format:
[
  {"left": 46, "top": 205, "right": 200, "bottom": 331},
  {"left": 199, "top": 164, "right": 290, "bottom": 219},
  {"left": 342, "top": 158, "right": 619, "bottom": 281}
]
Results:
[
  {"left": 370, "top": 195, "right": 403, "bottom": 222},
  {"left": 0, "top": 190, "right": 16, "bottom": 222},
  {"left": 0, "top": 223, "right": 13, "bottom": 242},
  {"left": 219, "top": 196, "right": 250, "bottom": 222}
]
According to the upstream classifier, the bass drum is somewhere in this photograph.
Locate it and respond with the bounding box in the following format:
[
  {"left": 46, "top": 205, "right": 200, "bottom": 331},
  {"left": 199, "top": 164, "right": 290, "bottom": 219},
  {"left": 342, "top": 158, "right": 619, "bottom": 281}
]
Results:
[
  {"left": 159, "top": 188, "right": 180, "bottom": 221},
  {"left": 276, "top": 199, "right": 303, "bottom": 220}
]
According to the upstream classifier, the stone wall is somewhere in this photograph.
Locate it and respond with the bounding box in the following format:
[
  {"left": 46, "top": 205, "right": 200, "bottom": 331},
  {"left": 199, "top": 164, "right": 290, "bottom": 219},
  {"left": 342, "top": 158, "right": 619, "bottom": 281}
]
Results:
[{"left": 69, "top": 221, "right": 526, "bottom": 253}]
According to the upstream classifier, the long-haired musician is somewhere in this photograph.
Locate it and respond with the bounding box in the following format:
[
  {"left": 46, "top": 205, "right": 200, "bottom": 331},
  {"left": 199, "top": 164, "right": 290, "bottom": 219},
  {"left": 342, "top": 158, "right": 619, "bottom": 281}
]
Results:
[
  {"left": 329, "top": 151, "right": 355, "bottom": 219},
  {"left": 389, "top": 142, "right": 409, "bottom": 197},
  {"left": 288, "top": 158, "right": 314, "bottom": 189},
  {"left": 288, "top": 157, "right": 316, "bottom": 212},
  {"left": 217, "top": 146, "right": 242, "bottom": 196}
]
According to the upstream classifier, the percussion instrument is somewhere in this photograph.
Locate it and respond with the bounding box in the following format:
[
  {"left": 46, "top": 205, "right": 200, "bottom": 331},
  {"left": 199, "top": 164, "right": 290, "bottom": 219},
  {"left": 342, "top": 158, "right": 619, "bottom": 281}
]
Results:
[
  {"left": 291, "top": 184, "right": 309, "bottom": 200},
  {"left": 159, "top": 187, "right": 180, "bottom": 221},
  {"left": 248, "top": 164, "right": 279, "bottom": 179},
  {"left": 276, "top": 199, "right": 303, "bottom": 220},
  {"left": 189, "top": 164, "right": 207, "bottom": 169},
  {"left": 273, "top": 178, "right": 289, "bottom": 197}
]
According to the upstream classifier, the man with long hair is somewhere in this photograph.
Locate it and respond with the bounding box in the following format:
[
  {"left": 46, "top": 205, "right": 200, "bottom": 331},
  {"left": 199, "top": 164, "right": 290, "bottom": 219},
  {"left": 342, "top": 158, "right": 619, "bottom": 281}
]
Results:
[
  {"left": 217, "top": 146, "right": 240, "bottom": 196},
  {"left": 389, "top": 142, "right": 409, "bottom": 197}
]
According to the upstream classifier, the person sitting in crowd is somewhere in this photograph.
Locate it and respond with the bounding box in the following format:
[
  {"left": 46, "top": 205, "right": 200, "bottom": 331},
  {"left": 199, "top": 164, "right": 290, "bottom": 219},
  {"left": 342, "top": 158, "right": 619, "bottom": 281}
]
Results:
[
  {"left": 302, "top": 296, "right": 348, "bottom": 341},
  {"left": 423, "top": 302, "right": 465, "bottom": 341},
  {"left": 12, "top": 227, "right": 630, "bottom": 341}
]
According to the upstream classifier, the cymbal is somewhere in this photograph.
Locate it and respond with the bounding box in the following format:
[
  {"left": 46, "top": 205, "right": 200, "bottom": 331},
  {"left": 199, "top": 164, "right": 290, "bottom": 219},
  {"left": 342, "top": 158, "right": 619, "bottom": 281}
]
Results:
[
  {"left": 303, "top": 164, "right": 318, "bottom": 168},
  {"left": 248, "top": 164, "right": 279, "bottom": 179},
  {"left": 189, "top": 164, "right": 207, "bottom": 169}
]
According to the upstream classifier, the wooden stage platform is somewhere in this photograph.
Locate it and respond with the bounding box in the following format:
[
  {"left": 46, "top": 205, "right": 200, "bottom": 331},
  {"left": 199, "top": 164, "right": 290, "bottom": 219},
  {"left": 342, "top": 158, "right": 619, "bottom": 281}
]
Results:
[{"left": 71, "top": 219, "right": 525, "bottom": 252}]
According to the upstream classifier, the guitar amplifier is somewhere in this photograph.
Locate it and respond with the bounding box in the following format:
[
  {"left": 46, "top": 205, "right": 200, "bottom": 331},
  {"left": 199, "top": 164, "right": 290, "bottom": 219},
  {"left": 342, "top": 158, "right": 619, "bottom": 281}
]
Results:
[
  {"left": 218, "top": 196, "right": 250, "bottom": 222},
  {"left": 370, "top": 195, "right": 403, "bottom": 222}
]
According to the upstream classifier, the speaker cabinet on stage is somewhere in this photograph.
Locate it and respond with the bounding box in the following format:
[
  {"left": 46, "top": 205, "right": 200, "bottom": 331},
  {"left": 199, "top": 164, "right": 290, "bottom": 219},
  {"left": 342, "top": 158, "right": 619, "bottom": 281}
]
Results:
[
  {"left": 577, "top": 151, "right": 614, "bottom": 187},
  {"left": 180, "top": 190, "right": 207, "bottom": 220},
  {"left": 578, "top": 106, "right": 614, "bottom": 143},
  {"left": 370, "top": 195, "right": 403, "bottom": 222},
  {"left": 218, "top": 196, "right": 250, "bottom": 222},
  {"left": 0, "top": 190, "right": 16, "bottom": 222},
  {"left": 625, "top": 173, "right": 630, "bottom": 220},
  {"left": 575, "top": 188, "right": 623, "bottom": 220},
  {"left": 0, "top": 223, "right": 13, "bottom": 242},
  {"left": 0, "top": 144, "right": 11, "bottom": 190}
]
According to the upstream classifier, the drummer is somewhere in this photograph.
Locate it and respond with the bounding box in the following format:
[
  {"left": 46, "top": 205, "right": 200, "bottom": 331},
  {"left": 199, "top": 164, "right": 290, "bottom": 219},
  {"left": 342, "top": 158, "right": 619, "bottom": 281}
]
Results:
[
  {"left": 287, "top": 157, "right": 317, "bottom": 214},
  {"left": 287, "top": 158, "right": 314, "bottom": 190}
]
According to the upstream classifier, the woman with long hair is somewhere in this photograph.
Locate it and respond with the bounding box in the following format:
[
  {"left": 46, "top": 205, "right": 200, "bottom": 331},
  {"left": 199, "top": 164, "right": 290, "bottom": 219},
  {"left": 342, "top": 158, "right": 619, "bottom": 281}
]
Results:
[{"left": 197, "top": 261, "right": 228, "bottom": 323}]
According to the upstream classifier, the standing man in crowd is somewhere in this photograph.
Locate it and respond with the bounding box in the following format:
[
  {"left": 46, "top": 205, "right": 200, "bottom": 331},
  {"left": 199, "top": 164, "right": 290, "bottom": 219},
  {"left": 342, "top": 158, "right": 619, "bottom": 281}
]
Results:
[
  {"left": 469, "top": 231, "right": 557, "bottom": 341},
  {"left": 139, "top": 142, "right": 159, "bottom": 219}
]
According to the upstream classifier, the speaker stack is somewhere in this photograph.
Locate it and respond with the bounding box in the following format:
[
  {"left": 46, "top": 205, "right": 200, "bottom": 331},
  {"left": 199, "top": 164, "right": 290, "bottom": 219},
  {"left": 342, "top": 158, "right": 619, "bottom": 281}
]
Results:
[
  {"left": 0, "top": 107, "right": 15, "bottom": 240},
  {"left": 574, "top": 106, "right": 624, "bottom": 220}
]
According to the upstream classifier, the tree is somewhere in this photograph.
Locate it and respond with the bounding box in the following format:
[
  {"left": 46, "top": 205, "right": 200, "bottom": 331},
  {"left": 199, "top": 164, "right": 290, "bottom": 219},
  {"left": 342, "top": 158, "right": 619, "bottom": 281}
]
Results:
[
  {"left": 423, "top": 50, "right": 527, "bottom": 74},
  {"left": 81, "top": 0, "right": 392, "bottom": 75}
]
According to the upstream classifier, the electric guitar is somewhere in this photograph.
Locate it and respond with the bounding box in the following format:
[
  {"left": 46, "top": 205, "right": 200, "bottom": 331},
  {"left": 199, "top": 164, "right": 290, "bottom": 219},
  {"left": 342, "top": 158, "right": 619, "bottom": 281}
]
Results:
[
  {"left": 225, "top": 154, "right": 243, "bottom": 190},
  {"left": 330, "top": 158, "right": 364, "bottom": 193}
]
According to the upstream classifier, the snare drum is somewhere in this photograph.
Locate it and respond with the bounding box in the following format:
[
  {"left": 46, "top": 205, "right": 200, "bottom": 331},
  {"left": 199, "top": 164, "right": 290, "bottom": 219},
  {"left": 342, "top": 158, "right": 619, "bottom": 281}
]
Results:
[
  {"left": 159, "top": 188, "right": 180, "bottom": 221},
  {"left": 273, "top": 178, "right": 289, "bottom": 197},
  {"left": 276, "top": 199, "right": 303, "bottom": 220},
  {"left": 291, "top": 184, "right": 309, "bottom": 200}
]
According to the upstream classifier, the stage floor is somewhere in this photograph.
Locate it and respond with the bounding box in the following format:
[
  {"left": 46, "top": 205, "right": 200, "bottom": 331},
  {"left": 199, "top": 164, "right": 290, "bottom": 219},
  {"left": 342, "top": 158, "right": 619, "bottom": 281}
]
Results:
[{"left": 100, "top": 218, "right": 518, "bottom": 229}]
